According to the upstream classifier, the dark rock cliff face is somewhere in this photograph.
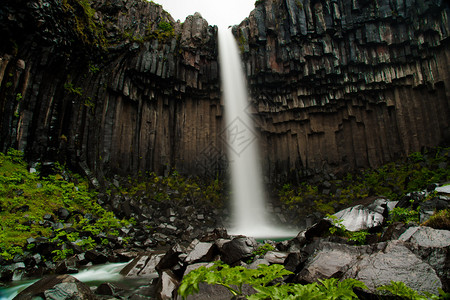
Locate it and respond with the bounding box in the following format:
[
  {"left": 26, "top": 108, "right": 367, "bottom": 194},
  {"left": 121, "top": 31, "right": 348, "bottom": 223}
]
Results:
[
  {"left": 237, "top": 0, "right": 450, "bottom": 180},
  {"left": 0, "top": 0, "right": 222, "bottom": 181},
  {"left": 0, "top": 0, "right": 449, "bottom": 182}
]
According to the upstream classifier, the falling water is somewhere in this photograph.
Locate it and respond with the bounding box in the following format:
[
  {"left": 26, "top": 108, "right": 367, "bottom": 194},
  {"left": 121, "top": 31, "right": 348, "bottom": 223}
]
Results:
[{"left": 218, "top": 28, "right": 296, "bottom": 238}]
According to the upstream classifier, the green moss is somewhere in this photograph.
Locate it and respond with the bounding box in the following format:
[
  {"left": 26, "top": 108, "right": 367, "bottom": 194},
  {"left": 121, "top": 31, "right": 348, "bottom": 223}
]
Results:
[
  {"left": 145, "top": 20, "right": 175, "bottom": 43},
  {"left": 62, "top": 0, "right": 107, "bottom": 49},
  {"left": 423, "top": 209, "right": 450, "bottom": 230},
  {"left": 0, "top": 149, "right": 127, "bottom": 261},
  {"left": 278, "top": 147, "right": 450, "bottom": 216}
]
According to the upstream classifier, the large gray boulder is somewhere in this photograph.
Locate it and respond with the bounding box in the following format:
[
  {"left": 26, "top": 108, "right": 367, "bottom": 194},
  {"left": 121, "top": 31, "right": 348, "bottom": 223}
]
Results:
[
  {"left": 398, "top": 226, "right": 450, "bottom": 291},
  {"left": 343, "top": 241, "right": 443, "bottom": 295},
  {"left": 297, "top": 240, "right": 443, "bottom": 295},
  {"left": 332, "top": 198, "right": 389, "bottom": 232}
]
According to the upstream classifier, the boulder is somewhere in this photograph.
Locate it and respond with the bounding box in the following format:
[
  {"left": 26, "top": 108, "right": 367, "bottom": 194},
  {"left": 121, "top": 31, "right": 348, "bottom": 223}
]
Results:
[
  {"left": 398, "top": 226, "right": 450, "bottom": 291},
  {"left": 296, "top": 242, "right": 365, "bottom": 283},
  {"left": 220, "top": 237, "right": 258, "bottom": 265},
  {"left": 184, "top": 241, "right": 217, "bottom": 264},
  {"left": 95, "top": 282, "right": 123, "bottom": 296},
  {"left": 332, "top": 199, "right": 388, "bottom": 232},
  {"left": 343, "top": 241, "right": 443, "bottom": 295},
  {"left": 263, "top": 251, "right": 289, "bottom": 264},
  {"left": 120, "top": 251, "right": 165, "bottom": 277},
  {"left": 156, "top": 270, "right": 180, "bottom": 300},
  {"left": 14, "top": 274, "right": 95, "bottom": 300}
]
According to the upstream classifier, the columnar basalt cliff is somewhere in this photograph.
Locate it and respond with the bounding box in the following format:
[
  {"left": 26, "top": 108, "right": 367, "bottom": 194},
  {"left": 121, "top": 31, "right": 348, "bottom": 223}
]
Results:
[
  {"left": 0, "top": 0, "right": 222, "bottom": 181},
  {"left": 0, "top": 0, "right": 449, "bottom": 182},
  {"left": 237, "top": 0, "right": 450, "bottom": 180}
]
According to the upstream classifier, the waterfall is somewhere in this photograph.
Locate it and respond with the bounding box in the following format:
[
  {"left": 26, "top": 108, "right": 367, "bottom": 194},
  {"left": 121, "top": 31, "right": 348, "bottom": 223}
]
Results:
[{"left": 218, "top": 28, "right": 295, "bottom": 238}]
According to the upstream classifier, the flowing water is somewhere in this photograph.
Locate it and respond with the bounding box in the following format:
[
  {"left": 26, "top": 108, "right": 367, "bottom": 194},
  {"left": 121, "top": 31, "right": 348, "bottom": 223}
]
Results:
[
  {"left": 218, "top": 28, "right": 296, "bottom": 239},
  {"left": 0, "top": 262, "right": 132, "bottom": 300}
]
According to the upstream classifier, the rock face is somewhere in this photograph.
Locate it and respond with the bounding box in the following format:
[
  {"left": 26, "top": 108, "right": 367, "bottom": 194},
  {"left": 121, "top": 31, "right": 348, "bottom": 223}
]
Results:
[
  {"left": 0, "top": 0, "right": 449, "bottom": 180},
  {"left": 236, "top": 0, "right": 450, "bottom": 180}
]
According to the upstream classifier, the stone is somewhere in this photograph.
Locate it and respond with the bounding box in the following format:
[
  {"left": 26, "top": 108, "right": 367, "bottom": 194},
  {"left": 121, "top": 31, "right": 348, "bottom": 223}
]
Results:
[
  {"left": 14, "top": 274, "right": 95, "bottom": 300},
  {"left": 263, "top": 251, "right": 289, "bottom": 264},
  {"left": 84, "top": 250, "right": 108, "bottom": 265},
  {"left": 220, "top": 237, "right": 258, "bottom": 265},
  {"left": 95, "top": 282, "right": 123, "bottom": 296},
  {"left": 156, "top": 270, "right": 179, "bottom": 300},
  {"left": 332, "top": 199, "right": 387, "bottom": 231},
  {"left": 184, "top": 242, "right": 217, "bottom": 264},
  {"left": 436, "top": 185, "right": 450, "bottom": 195},
  {"left": 57, "top": 208, "right": 70, "bottom": 220},
  {"left": 343, "top": 241, "right": 443, "bottom": 295},
  {"left": 398, "top": 226, "right": 450, "bottom": 248},
  {"left": 120, "top": 251, "right": 165, "bottom": 277},
  {"left": 296, "top": 242, "right": 362, "bottom": 283}
]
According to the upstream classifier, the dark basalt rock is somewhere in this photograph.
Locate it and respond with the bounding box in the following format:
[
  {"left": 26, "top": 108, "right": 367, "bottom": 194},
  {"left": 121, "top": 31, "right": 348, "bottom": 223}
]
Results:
[
  {"left": 14, "top": 274, "right": 95, "bottom": 300},
  {"left": 0, "top": 0, "right": 449, "bottom": 183}
]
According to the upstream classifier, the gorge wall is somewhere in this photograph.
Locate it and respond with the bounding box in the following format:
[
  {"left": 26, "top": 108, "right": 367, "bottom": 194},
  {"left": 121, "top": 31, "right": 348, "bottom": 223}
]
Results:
[
  {"left": 237, "top": 0, "right": 450, "bottom": 180},
  {"left": 0, "top": 0, "right": 449, "bottom": 183}
]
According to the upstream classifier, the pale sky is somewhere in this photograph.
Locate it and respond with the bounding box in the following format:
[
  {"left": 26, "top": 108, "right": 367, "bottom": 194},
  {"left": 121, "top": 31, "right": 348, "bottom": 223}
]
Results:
[{"left": 152, "top": 0, "right": 256, "bottom": 28}]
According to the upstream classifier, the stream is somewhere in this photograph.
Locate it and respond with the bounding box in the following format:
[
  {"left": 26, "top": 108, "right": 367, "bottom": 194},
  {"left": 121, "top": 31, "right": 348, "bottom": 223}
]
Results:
[{"left": 0, "top": 261, "right": 140, "bottom": 300}]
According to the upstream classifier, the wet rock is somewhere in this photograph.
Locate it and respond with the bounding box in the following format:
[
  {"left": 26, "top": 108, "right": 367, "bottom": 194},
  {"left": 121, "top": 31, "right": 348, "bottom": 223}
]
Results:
[
  {"left": 84, "top": 250, "right": 108, "bottom": 265},
  {"left": 156, "top": 270, "right": 179, "bottom": 300},
  {"left": 14, "top": 274, "right": 95, "bottom": 300},
  {"left": 120, "top": 251, "right": 165, "bottom": 277},
  {"left": 95, "top": 282, "right": 123, "bottom": 296},
  {"left": 398, "top": 226, "right": 450, "bottom": 290},
  {"left": 220, "top": 236, "right": 258, "bottom": 265},
  {"left": 156, "top": 244, "right": 186, "bottom": 275}
]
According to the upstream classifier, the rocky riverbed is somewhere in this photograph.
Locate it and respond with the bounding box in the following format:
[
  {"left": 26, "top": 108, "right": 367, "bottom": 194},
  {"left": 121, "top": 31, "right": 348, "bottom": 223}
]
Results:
[{"left": 1, "top": 184, "right": 449, "bottom": 299}]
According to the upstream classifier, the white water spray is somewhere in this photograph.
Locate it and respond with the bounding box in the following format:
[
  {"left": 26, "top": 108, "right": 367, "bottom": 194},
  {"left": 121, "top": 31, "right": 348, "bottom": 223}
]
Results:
[{"left": 218, "top": 28, "right": 296, "bottom": 238}]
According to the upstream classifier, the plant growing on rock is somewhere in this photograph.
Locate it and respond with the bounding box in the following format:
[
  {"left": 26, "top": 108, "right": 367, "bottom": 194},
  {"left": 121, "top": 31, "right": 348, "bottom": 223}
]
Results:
[
  {"left": 0, "top": 149, "right": 128, "bottom": 261},
  {"left": 178, "top": 262, "right": 445, "bottom": 300},
  {"left": 178, "top": 261, "right": 292, "bottom": 299}
]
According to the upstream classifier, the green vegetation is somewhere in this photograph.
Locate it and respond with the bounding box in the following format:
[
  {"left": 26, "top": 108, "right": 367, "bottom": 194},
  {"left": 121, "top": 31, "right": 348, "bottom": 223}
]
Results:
[
  {"left": 146, "top": 20, "right": 175, "bottom": 43},
  {"left": 178, "top": 262, "right": 292, "bottom": 298},
  {"left": 64, "top": 81, "right": 83, "bottom": 96},
  {"left": 278, "top": 148, "right": 450, "bottom": 215},
  {"left": 388, "top": 206, "right": 420, "bottom": 224},
  {"left": 178, "top": 262, "right": 446, "bottom": 299},
  {"left": 62, "top": 0, "right": 107, "bottom": 49},
  {"left": 0, "top": 149, "right": 128, "bottom": 261},
  {"left": 327, "top": 214, "right": 369, "bottom": 245},
  {"left": 114, "top": 170, "right": 224, "bottom": 208},
  {"left": 423, "top": 208, "right": 450, "bottom": 230},
  {"left": 245, "top": 243, "right": 276, "bottom": 263}
]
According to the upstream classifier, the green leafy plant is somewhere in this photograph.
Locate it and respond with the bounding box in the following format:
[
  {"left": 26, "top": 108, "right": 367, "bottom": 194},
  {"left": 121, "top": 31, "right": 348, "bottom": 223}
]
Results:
[
  {"left": 388, "top": 206, "right": 420, "bottom": 224},
  {"left": 348, "top": 230, "right": 369, "bottom": 245},
  {"left": 178, "top": 261, "right": 292, "bottom": 299},
  {"left": 246, "top": 243, "right": 275, "bottom": 263},
  {"left": 376, "top": 281, "right": 450, "bottom": 299},
  {"left": 52, "top": 248, "right": 74, "bottom": 261}
]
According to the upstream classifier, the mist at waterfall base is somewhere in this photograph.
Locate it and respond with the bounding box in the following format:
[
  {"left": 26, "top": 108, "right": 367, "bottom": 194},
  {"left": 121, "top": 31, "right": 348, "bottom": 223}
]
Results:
[{"left": 218, "top": 28, "right": 297, "bottom": 239}]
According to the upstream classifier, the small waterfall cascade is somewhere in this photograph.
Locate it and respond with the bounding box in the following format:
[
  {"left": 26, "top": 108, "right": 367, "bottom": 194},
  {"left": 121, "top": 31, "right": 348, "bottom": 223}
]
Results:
[{"left": 218, "top": 27, "right": 295, "bottom": 238}]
